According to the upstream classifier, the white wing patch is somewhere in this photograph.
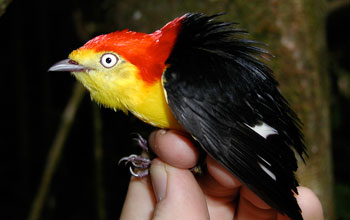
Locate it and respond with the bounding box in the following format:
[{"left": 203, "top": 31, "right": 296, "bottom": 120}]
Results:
[
  {"left": 245, "top": 122, "right": 278, "bottom": 139},
  {"left": 246, "top": 122, "right": 278, "bottom": 181},
  {"left": 257, "top": 155, "right": 276, "bottom": 181},
  {"left": 258, "top": 162, "right": 277, "bottom": 181}
]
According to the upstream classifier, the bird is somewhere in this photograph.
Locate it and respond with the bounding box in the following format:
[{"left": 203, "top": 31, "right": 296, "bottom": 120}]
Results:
[{"left": 49, "top": 13, "right": 307, "bottom": 220}]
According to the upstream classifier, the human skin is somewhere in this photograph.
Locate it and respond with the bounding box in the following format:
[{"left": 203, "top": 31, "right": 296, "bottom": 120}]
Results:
[{"left": 120, "top": 130, "right": 324, "bottom": 220}]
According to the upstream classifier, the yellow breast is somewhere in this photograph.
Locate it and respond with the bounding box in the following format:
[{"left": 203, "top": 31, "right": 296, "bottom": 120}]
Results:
[{"left": 127, "top": 79, "right": 183, "bottom": 130}]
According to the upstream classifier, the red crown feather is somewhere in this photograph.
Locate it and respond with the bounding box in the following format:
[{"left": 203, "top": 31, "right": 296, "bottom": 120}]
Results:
[{"left": 81, "top": 16, "right": 184, "bottom": 84}]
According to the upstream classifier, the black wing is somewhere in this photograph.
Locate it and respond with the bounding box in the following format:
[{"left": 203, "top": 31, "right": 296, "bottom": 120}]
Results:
[{"left": 163, "top": 13, "right": 306, "bottom": 220}]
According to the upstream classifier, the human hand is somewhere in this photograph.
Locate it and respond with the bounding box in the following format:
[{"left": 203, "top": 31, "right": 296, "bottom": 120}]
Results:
[{"left": 120, "top": 130, "right": 324, "bottom": 220}]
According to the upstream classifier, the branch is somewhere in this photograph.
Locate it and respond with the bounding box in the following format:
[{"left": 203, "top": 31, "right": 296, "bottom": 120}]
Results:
[
  {"left": 0, "top": 0, "right": 12, "bottom": 17},
  {"left": 92, "top": 104, "right": 107, "bottom": 220},
  {"left": 27, "top": 83, "right": 85, "bottom": 220},
  {"left": 327, "top": 0, "right": 350, "bottom": 14}
]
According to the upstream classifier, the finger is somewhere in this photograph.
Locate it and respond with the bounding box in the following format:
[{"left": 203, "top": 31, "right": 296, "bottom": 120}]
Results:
[
  {"left": 199, "top": 156, "right": 242, "bottom": 197},
  {"left": 120, "top": 176, "right": 156, "bottom": 220},
  {"left": 236, "top": 185, "right": 277, "bottom": 219},
  {"left": 277, "top": 186, "right": 324, "bottom": 220},
  {"left": 240, "top": 186, "right": 271, "bottom": 209},
  {"left": 198, "top": 156, "right": 241, "bottom": 219},
  {"left": 151, "top": 159, "right": 209, "bottom": 220},
  {"left": 149, "top": 129, "right": 199, "bottom": 169},
  {"left": 206, "top": 156, "right": 242, "bottom": 191}
]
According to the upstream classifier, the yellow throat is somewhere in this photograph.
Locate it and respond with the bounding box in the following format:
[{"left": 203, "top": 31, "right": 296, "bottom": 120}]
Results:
[{"left": 69, "top": 49, "right": 183, "bottom": 130}]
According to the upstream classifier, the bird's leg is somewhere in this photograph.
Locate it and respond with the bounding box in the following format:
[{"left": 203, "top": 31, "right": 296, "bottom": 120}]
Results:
[
  {"left": 190, "top": 165, "right": 203, "bottom": 175},
  {"left": 118, "top": 133, "right": 152, "bottom": 177},
  {"left": 132, "top": 133, "right": 149, "bottom": 152},
  {"left": 188, "top": 142, "right": 207, "bottom": 175}
]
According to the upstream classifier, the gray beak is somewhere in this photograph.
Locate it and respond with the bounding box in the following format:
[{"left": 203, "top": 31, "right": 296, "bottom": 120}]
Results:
[{"left": 48, "top": 59, "right": 87, "bottom": 72}]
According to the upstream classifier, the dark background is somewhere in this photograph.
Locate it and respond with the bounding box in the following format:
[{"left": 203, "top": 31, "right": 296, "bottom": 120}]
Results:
[{"left": 0, "top": 0, "right": 349, "bottom": 219}]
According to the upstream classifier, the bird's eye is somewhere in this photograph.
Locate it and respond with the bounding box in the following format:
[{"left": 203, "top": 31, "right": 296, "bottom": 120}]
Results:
[{"left": 100, "top": 53, "right": 118, "bottom": 68}]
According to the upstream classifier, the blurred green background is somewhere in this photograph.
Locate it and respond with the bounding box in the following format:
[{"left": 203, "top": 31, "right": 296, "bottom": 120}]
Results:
[{"left": 0, "top": 0, "right": 349, "bottom": 219}]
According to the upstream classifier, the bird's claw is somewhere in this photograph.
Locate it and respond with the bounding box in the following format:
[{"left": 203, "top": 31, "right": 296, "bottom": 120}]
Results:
[
  {"left": 129, "top": 166, "right": 149, "bottom": 177},
  {"left": 119, "top": 134, "right": 152, "bottom": 177},
  {"left": 118, "top": 154, "right": 151, "bottom": 177},
  {"left": 118, "top": 154, "right": 151, "bottom": 168}
]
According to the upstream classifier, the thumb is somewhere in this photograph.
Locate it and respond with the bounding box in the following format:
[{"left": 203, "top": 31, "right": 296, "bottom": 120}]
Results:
[{"left": 150, "top": 159, "right": 209, "bottom": 220}]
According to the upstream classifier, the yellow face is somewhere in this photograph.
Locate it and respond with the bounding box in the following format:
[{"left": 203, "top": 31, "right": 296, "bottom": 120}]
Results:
[
  {"left": 69, "top": 49, "right": 142, "bottom": 112},
  {"left": 67, "top": 48, "right": 183, "bottom": 130}
]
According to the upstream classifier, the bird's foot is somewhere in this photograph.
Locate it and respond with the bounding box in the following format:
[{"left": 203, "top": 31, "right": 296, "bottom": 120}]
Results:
[
  {"left": 118, "top": 154, "right": 151, "bottom": 177},
  {"left": 119, "top": 133, "right": 152, "bottom": 177},
  {"left": 119, "top": 133, "right": 203, "bottom": 177}
]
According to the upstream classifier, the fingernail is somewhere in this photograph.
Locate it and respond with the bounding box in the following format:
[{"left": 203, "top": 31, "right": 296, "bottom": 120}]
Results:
[
  {"left": 149, "top": 130, "right": 166, "bottom": 150},
  {"left": 159, "top": 129, "right": 167, "bottom": 135},
  {"left": 151, "top": 159, "right": 167, "bottom": 202}
]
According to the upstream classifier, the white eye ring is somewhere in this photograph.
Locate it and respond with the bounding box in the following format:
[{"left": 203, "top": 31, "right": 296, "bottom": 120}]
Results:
[{"left": 100, "top": 53, "right": 118, "bottom": 68}]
